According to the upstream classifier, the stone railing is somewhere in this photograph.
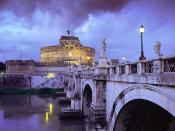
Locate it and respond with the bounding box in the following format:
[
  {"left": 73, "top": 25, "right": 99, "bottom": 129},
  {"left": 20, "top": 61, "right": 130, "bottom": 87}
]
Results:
[
  {"left": 144, "top": 60, "right": 154, "bottom": 73},
  {"left": 66, "top": 56, "right": 175, "bottom": 82},
  {"left": 65, "top": 67, "right": 94, "bottom": 78},
  {"left": 164, "top": 57, "right": 175, "bottom": 72},
  {"left": 77, "top": 68, "right": 94, "bottom": 76},
  {"left": 130, "top": 63, "right": 137, "bottom": 74},
  {"left": 107, "top": 56, "right": 175, "bottom": 86},
  {"left": 109, "top": 56, "right": 175, "bottom": 76}
]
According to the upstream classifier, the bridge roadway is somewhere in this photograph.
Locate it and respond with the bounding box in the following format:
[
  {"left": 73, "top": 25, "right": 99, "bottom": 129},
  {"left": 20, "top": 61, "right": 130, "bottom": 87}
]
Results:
[{"left": 63, "top": 56, "right": 175, "bottom": 131}]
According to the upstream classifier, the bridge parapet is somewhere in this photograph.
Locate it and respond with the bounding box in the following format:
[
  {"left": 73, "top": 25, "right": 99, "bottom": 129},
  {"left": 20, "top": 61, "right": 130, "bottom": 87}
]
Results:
[
  {"left": 109, "top": 56, "right": 175, "bottom": 74},
  {"left": 65, "top": 56, "right": 175, "bottom": 86},
  {"left": 108, "top": 56, "right": 175, "bottom": 86},
  {"left": 77, "top": 68, "right": 94, "bottom": 76}
]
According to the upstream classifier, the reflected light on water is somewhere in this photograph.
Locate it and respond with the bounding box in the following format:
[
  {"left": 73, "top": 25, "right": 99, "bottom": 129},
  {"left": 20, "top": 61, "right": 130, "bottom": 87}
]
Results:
[
  {"left": 45, "top": 112, "right": 49, "bottom": 122},
  {"left": 0, "top": 95, "right": 86, "bottom": 131},
  {"left": 45, "top": 103, "right": 53, "bottom": 122},
  {"left": 49, "top": 103, "right": 53, "bottom": 114}
]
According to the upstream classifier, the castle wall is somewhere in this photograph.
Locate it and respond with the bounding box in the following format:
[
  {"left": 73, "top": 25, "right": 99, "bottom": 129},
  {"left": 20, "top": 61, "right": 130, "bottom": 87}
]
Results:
[
  {"left": 34, "top": 67, "right": 67, "bottom": 75},
  {"left": 6, "top": 60, "right": 67, "bottom": 75},
  {"left": 6, "top": 60, "right": 35, "bottom": 74}
]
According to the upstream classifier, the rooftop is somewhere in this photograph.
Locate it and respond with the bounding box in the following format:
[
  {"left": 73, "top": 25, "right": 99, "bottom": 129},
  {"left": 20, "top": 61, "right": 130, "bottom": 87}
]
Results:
[{"left": 60, "top": 35, "right": 79, "bottom": 41}]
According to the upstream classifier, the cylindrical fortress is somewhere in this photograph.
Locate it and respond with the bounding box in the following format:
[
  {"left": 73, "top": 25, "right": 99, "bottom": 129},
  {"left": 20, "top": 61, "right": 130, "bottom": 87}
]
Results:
[{"left": 40, "top": 35, "right": 95, "bottom": 65}]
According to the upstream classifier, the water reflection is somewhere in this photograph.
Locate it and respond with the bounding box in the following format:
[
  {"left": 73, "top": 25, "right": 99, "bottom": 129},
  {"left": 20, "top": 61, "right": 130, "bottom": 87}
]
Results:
[
  {"left": 49, "top": 103, "right": 53, "bottom": 114},
  {"left": 45, "top": 112, "right": 49, "bottom": 122},
  {"left": 0, "top": 95, "right": 86, "bottom": 131}
]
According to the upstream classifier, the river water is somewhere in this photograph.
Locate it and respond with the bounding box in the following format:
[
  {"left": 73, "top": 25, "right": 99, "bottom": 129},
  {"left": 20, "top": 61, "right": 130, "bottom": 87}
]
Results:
[{"left": 0, "top": 95, "right": 88, "bottom": 131}]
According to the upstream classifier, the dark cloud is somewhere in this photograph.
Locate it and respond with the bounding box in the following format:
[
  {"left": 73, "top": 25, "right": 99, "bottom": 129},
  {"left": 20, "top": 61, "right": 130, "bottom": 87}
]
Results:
[
  {"left": 1, "top": 0, "right": 175, "bottom": 29},
  {"left": 0, "top": 0, "right": 130, "bottom": 28},
  {"left": 0, "top": 0, "right": 175, "bottom": 61}
]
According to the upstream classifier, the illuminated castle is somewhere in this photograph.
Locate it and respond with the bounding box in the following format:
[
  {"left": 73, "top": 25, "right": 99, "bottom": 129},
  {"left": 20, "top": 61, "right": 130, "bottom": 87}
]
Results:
[{"left": 40, "top": 35, "right": 95, "bottom": 65}]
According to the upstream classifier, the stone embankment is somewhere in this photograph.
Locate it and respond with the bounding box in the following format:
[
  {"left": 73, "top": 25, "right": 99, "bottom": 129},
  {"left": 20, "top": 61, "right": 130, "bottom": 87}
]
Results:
[{"left": 0, "top": 74, "right": 31, "bottom": 88}]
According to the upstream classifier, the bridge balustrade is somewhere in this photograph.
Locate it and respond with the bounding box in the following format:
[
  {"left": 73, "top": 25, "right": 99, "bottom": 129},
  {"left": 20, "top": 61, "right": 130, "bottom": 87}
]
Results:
[
  {"left": 77, "top": 69, "right": 94, "bottom": 77},
  {"left": 119, "top": 65, "right": 125, "bottom": 74},
  {"left": 144, "top": 61, "right": 154, "bottom": 73},
  {"left": 130, "top": 63, "right": 137, "bottom": 74},
  {"left": 109, "top": 56, "right": 175, "bottom": 76},
  {"left": 109, "top": 67, "right": 117, "bottom": 75},
  {"left": 164, "top": 57, "right": 175, "bottom": 72},
  {"left": 66, "top": 56, "right": 175, "bottom": 78}
]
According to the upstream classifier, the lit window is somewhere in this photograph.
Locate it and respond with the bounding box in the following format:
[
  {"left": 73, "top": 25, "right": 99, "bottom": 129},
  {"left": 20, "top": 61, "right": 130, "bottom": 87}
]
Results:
[
  {"left": 87, "top": 56, "right": 90, "bottom": 60},
  {"left": 47, "top": 73, "right": 56, "bottom": 78},
  {"left": 68, "top": 51, "right": 72, "bottom": 57}
]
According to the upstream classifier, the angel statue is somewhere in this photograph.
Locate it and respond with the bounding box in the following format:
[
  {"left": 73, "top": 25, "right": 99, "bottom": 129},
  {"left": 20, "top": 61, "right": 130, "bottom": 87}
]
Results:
[
  {"left": 101, "top": 39, "right": 107, "bottom": 58},
  {"left": 154, "top": 41, "right": 162, "bottom": 58}
]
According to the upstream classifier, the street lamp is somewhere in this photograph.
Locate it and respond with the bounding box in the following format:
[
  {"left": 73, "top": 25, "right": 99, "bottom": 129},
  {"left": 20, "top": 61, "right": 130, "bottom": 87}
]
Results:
[
  {"left": 139, "top": 25, "right": 146, "bottom": 60},
  {"left": 122, "top": 57, "right": 126, "bottom": 64}
]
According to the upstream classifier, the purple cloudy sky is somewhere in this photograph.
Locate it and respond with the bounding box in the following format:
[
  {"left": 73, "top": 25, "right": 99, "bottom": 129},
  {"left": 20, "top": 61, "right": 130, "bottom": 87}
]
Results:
[{"left": 0, "top": 0, "right": 175, "bottom": 62}]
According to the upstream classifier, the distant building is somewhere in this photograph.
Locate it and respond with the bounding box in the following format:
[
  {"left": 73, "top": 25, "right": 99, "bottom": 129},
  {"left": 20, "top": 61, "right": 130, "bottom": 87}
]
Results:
[
  {"left": 0, "top": 62, "right": 6, "bottom": 72},
  {"left": 5, "top": 35, "right": 95, "bottom": 75},
  {"left": 40, "top": 35, "right": 95, "bottom": 65}
]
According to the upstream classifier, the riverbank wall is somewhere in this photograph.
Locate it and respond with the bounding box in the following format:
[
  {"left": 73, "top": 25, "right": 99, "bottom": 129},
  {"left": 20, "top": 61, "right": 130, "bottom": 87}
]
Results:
[
  {"left": 0, "top": 73, "right": 65, "bottom": 89},
  {"left": 0, "top": 74, "right": 31, "bottom": 88}
]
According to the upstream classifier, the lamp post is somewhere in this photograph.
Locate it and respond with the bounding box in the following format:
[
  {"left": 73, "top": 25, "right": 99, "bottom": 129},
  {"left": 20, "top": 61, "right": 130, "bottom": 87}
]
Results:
[{"left": 139, "top": 25, "right": 146, "bottom": 60}]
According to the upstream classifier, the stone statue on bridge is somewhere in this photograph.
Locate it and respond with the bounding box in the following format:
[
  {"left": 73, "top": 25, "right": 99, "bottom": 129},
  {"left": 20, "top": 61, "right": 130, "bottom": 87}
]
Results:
[
  {"left": 96, "top": 39, "right": 109, "bottom": 68},
  {"left": 101, "top": 39, "right": 107, "bottom": 58},
  {"left": 154, "top": 41, "right": 163, "bottom": 58}
]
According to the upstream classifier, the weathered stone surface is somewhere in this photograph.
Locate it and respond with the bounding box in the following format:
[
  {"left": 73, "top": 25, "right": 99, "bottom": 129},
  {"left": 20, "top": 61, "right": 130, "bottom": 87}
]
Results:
[
  {"left": 63, "top": 56, "right": 175, "bottom": 131},
  {"left": 0, "top": 74, "right": 31, "bottom": 88}
]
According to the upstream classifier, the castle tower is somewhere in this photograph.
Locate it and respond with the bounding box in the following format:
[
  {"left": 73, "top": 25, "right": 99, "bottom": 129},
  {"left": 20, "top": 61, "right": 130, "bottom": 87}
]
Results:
[{"left": 40, "top": 35, "right": 95, "bottom": 65}]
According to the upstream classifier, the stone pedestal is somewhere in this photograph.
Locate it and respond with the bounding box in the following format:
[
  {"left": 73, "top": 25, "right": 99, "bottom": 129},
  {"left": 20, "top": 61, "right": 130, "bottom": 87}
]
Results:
[
  {"left": 94, "top": 67, "right": 109, "bottom": 76},
  {"left": 153, "top": 59, "right": 163, "bottom": 73},
  {"left": 94, "top": 56, "right": 109, "bottom": 76},
  {"left": 137, "top": 61, "right": 145, "bottom": 75},
  {"left": 125, "top": 64, "right": 130, "bottom": 74},
  {"left": 97, "top": 57, "right": 109, "bottom": 68}
]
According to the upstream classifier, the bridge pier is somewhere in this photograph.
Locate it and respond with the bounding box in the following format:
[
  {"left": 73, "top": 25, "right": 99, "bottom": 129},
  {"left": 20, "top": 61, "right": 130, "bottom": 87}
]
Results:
[
  {"left": 89, "top": 80, "right": 106, "bottom": 129},
  {"left": 85, "top": 67, "right": 108, "bottom": 130},
  {"left": 71, "top": 75, "right": 82, "bottom": 110}
]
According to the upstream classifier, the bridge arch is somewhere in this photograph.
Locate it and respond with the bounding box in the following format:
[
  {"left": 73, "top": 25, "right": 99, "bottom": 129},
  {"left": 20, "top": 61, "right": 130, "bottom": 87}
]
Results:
[
  {"left": 109, "top": 85, "right": 175, "bottom": 131},
  {"left": 82, "top": 84, "right": 92, "bottom": 115},
  {"left": 81, "top": 79, "right": 95, "bottom": 114}
]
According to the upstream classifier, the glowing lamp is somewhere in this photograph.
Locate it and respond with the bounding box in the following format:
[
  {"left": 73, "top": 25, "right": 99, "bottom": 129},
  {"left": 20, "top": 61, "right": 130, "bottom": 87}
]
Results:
[
  {"left": 138, "top": 24, "right": 146, "bottom": 60},
  {"left": 139, "top": 25, "right": 144, "bottom": 33}
]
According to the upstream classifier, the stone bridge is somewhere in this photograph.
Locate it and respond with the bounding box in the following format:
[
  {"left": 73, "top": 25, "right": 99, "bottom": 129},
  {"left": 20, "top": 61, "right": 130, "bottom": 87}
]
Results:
[{"left": 63, "top": 55, "right": 175, "bottom": 131}]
